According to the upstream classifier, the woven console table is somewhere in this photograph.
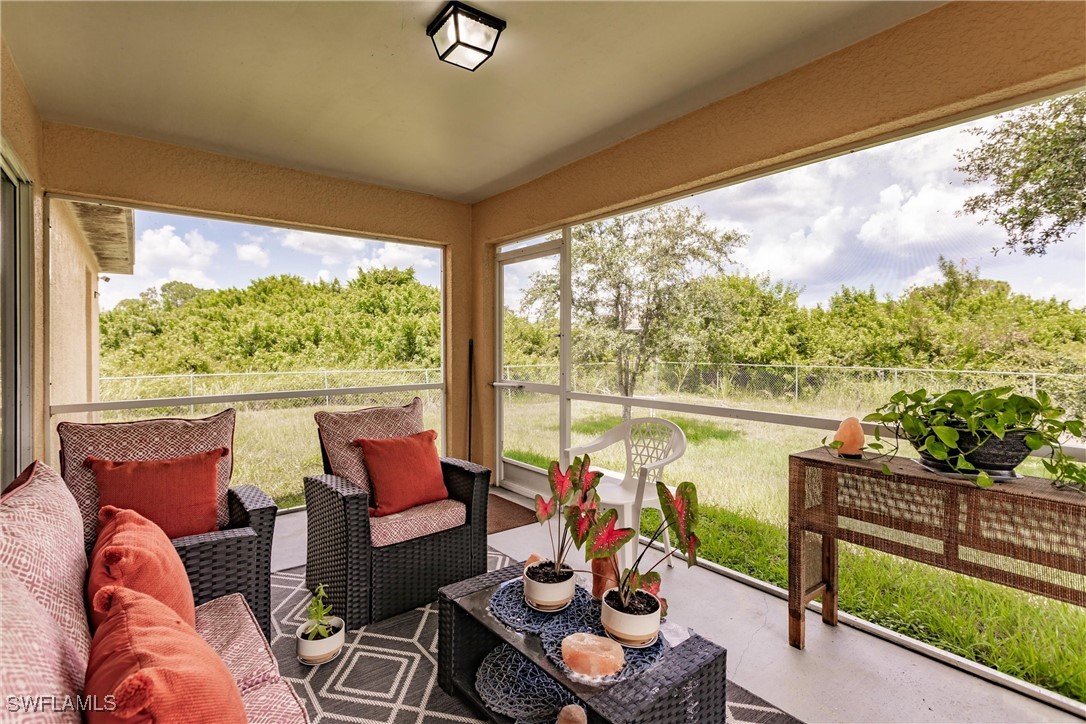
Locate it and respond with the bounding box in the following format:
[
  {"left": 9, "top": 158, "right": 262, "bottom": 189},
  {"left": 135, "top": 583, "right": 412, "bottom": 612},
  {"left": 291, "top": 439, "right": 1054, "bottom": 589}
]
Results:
[
  {"left": 439, "top": 565, "right": 728, "bottom": 723},
  {"left": 788, "top": 448, "right": 1086, "bottom": 648}
]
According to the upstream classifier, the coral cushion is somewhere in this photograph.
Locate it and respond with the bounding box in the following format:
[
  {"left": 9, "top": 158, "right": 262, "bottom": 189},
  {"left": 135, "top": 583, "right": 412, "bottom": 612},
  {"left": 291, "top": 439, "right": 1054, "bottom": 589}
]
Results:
[
  {"left": 84, "top": 586, "right": 247, "bottom": 724},
  {"left": 87, "top": 506, "right": 195, "bottom": 631},
  {"left": 84, "top": 448, "right": 227, "bottom": 539},
  {"left": 354, "top": 430, "right": 446, "bottom": 516}
]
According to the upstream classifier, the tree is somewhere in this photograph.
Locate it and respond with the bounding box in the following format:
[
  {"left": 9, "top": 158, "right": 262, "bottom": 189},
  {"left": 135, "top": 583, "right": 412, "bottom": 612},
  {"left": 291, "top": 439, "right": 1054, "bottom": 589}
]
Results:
[
  {"left": 956, "top": 91, "right": 1086, "bottom": 255},
  {"left": 522, "top": 205, "right": 747, "bottom": 403}
]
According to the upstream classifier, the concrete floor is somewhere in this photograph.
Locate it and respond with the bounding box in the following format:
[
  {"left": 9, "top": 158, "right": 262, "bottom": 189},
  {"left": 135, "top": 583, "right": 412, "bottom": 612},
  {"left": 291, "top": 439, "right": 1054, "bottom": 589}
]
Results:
[{"left": 269, "top": 493, "right": 1081, "bottom": 724}]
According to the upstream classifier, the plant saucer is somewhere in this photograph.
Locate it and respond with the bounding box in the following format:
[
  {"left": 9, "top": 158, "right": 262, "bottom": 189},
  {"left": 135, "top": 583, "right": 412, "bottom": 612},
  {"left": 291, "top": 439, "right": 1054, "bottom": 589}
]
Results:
[
  {"left": 604, "top": 629, "right": 659, "bottom": 649},
  {"left": 524, "top": 597, "right": 572, "bottom": 613}
]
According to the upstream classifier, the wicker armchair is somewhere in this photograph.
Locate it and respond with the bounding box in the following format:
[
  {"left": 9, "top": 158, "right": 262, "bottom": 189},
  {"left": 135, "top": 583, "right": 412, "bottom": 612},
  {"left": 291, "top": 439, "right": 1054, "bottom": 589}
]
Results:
[
  {"left": 305, "top": 456, "right": 489, "bottom": 630},
  {"left": 56, "top": 410, "right": 277, "bottom": 639}
]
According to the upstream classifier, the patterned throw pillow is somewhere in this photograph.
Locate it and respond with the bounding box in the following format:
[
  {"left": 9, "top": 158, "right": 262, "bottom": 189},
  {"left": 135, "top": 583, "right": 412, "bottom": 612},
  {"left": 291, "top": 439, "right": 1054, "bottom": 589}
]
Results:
[
  {"left": 57, "top": 409, "right": 236, "bottom": 548},
  {"left": 314, "top": 397, "right": 424, "bottom": 492},
  {"left": 0, "top": 461, "right": 92, "bottom": 670}
]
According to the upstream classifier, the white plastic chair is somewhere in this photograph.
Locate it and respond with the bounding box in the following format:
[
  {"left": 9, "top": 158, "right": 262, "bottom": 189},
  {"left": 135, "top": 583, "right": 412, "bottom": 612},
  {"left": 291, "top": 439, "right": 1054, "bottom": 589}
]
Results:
[{"left": 565, "top": 417, "right": 687, "bottom": 574}]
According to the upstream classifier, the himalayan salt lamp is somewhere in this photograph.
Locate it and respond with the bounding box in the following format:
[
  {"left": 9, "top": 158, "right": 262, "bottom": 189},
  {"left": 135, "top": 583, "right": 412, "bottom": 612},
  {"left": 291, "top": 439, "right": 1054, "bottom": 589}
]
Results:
[
  {"left": 561, "top": 632, "right": 625, "bottom": 678},
  {"left": 557, "top": 705, "right": 588, "bottom": 724},
  {"left": 525, "top": 552, "right": 545, "bottom": 568},
  {"left": 833, "top": 417, "right": 866, "bottom": 458}
]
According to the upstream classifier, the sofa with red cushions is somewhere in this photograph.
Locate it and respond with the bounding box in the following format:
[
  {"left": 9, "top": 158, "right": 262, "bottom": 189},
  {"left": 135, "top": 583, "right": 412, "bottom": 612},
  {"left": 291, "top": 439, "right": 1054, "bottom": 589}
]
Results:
[{"left": 0, "top": 461, "right": 307, "bottom": 723}]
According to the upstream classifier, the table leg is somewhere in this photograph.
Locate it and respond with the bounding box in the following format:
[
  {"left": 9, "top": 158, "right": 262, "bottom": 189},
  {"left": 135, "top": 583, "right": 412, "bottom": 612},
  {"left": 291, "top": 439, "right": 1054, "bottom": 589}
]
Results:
[
  {"left": 821, "top": 534, "right": 838, "bottom": 627},
  {"left": 787, "top": 519, "right": 805, "bottom": 649}
]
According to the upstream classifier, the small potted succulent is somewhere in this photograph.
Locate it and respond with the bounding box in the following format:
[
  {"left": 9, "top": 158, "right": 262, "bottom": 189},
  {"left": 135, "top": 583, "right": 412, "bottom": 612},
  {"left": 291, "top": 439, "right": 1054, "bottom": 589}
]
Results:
[
  {"left": 584, "top": 481, "right": 700, "bottom": 646},
  {"left": 525, "top": 457, "right": 601, "bottom": 611},
  {"left": 296, "top": 583, "right": 345, "bottom": 665},
  {"left": 864, "top": 386, "right": 1085, "bottom": 491}
]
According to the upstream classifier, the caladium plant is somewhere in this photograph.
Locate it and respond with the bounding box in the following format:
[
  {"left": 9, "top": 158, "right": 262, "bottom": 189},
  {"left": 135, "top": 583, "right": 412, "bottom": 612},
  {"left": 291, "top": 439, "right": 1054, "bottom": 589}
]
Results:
[
  {"left": 583, "top": 480, "right": 701, "bottom": 615},
  {"left": 533, "top": 455, "right": 604, "bottom": 573}
]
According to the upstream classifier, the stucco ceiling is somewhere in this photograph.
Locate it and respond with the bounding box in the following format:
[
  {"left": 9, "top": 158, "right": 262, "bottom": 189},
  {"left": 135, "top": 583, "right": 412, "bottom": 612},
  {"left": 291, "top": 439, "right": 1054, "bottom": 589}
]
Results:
[{"left": 2, "top": 1, "right": 940, "bottom": 203}]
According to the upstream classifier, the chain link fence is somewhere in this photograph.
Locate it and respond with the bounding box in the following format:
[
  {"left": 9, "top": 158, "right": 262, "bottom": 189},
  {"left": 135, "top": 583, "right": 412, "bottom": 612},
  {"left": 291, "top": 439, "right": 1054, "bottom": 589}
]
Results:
[{"left": 502, "top": 361, "right": 1086, "bottom": 421}]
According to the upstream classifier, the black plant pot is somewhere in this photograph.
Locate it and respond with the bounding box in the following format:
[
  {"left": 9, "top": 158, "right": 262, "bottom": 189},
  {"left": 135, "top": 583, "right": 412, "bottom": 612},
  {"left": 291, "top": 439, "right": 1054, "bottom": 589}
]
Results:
[{"left": 915, "top": 428, "right": 1033, "bottom": 474}]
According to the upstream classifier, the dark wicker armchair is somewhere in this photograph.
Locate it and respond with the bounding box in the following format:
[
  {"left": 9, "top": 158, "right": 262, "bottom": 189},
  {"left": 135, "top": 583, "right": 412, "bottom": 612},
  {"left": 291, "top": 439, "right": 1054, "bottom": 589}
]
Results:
[
  {"left": 305, "top": 456, "right": 489, "bottom": 630},
  {"left": 56, "top": 410, "right": 277, "bottom": 639}
]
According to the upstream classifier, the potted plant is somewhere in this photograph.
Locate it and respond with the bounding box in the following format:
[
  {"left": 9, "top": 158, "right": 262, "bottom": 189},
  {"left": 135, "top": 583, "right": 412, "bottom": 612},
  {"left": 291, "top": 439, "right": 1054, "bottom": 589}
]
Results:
[
  {"left": 296, "top": 583, "right": 345, "bottom": 665},
  {"left": 583, "top": 481, "right": 700, "bottom": 646},
  {"left": 863, "top": 386, "right": 1085, "bottom": 491},
  {"left": 525, "top": 456, "right": 602, "bottom": 611}
]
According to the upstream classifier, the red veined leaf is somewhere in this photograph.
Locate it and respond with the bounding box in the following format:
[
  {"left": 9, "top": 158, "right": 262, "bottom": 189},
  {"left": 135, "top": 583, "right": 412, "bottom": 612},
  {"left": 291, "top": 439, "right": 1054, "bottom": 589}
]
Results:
[
  {"left": 684, "top": 532, "right": 700, "bottom": 567},
  {"left": 637, "top": 572, "right": 667, "bottom": 617},
  {"left": 564, "top": 505, "right": 596, "bottom": 549},
  {"left": 534, "top": 494, "right": 556, "bottom": 523},
  {"left": 584, "top": 508, "right": 636, "bottom": 561},
  {"left": 657, "top": 481, "right": 699, "bottom": 565},
  {"left": 548, "top": 462, "right": 574, "bottom": 504}
]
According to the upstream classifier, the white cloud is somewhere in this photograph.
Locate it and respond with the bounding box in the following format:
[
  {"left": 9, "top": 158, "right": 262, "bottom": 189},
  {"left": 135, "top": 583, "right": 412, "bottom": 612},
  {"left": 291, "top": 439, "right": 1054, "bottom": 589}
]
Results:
[
  {"left": 857, "top": 181, "right": 982, "bottom": 252},
  {"left": 280, "top": 230, "right": 369, "bottom": 266},
  {"left": 99, "top": 224, "right": 220, "bottom": 309},
  {"left": 235, "top": 242, "right": 270, "bottom": 267},
  {"left": 315, "top": 269, "right": 331, "bottom": 283},
  {"left": 732, "top": 205, "right": 851, "bottom": 280},
  {"left": 137, "top": 225, "right": 218, "bottom": 269}
]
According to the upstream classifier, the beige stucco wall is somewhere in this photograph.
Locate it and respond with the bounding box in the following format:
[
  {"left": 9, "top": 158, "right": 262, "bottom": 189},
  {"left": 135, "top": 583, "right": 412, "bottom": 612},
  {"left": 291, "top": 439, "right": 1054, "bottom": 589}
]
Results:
[
  {"left": 468, "top": 0, "right": 1086, "bottom": 472},
  {"left": 46, "top": 200, "right": 100, "bottom": 464},
  {"left": 1, "top": 42, "right": 47, "bottom": 462},
  {"left": 48, "top": 200, "right": 99, "bottom": 407}
]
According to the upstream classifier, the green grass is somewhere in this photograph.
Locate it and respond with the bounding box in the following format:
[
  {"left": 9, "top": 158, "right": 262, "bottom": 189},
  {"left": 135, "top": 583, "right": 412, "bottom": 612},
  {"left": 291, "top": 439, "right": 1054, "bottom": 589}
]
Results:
[
  {"left": 573, "top": 413, "right": 743, "bottom": 445},
  {"left": 504, "top": 449, "right": 555, "bottom": 470}
]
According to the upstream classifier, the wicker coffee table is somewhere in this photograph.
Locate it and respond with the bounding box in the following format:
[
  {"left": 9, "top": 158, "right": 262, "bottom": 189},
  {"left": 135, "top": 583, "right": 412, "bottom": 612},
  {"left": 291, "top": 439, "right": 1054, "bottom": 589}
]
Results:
[{"left": 438, "top": 564, "right": 727, "bottom": 724}]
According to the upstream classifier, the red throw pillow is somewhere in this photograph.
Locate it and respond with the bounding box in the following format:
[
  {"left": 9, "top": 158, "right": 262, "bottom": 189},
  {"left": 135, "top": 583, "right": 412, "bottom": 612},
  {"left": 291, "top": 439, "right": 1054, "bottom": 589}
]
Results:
[
  {"left": 84, "top": 586, "right": 247, "bottom": 724},
  {"left": 84, "top": 448, "right": 227, "bottom": 539},
  {"left": 354, "top": 430, "right": 447, "bottom": 516},
  {"left": 87, "top": 506, "right": 195, "bottom": 631}
]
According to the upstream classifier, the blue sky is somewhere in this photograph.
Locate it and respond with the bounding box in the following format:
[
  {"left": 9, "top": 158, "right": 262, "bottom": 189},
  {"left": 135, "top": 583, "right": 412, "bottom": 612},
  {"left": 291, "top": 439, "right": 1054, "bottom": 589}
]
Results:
[{"left": 102, "top": 111, "right": 1084, "bottom": 312}]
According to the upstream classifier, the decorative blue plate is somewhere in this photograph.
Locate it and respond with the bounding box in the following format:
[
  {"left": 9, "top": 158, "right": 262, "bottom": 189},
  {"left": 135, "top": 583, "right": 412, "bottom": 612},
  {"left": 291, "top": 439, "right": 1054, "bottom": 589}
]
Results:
[
  {"left": 538, "top": 599, "right": 668, "bottom": 685},
  {"left": 488, "top": 579, "right": 594, "bottom": 635},
  {"left": 475, "top": 644, "right": 581, "bottom": 724}
]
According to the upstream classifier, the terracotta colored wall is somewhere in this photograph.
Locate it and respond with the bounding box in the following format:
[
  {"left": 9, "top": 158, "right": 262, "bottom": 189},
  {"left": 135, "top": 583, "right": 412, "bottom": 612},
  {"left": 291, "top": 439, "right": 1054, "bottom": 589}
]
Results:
[
  {"left": 40, "top": 122, "right": 475, "bottom": 458},
  {"left": 468, "top": 1, "right": 1086, "bottom": 473},
  {"left": 1, "top": 42, "right": 47, "bottom": 462}
]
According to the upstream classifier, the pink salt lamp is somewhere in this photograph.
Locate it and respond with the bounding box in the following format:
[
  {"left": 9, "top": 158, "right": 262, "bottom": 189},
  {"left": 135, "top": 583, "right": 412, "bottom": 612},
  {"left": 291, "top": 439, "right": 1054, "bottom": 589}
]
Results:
[
  {"left": 833, "top": 417, "right": 866, "bottom": 458},
  {"left": 561, "top": 632, "right": 625, "bottom": 678}
]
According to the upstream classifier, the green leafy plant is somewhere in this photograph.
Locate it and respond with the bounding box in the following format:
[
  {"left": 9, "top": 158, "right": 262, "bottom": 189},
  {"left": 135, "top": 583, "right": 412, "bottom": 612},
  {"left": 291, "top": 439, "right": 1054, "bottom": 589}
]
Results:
[
  {"left": 864, "top": 386, "right": 1085, "bottom": 491},
  {"left": 583, "top": 481, "right": 701, "bottom": 616},
  {"left": 302, "top": 584, "right": 338, "bottom": 640}
]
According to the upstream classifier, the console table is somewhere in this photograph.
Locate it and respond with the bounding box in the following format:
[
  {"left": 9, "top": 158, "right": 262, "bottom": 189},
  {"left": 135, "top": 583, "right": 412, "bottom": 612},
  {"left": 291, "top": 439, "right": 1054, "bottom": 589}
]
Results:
[
  {"left": 788, "top": 448, "right": 1086, "bottom": 649},
  {"left": 438, "top": 565, "right": 727, "bottom": 723}
]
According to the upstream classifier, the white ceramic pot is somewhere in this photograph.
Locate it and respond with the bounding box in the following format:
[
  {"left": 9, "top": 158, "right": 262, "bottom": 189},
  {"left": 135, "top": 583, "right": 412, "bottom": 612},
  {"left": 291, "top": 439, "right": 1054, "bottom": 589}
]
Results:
[
  {"left": 296, "top": 616, "right": 345, "bottom": 665},
  {"left": 600, "top": 588, "right": 661, "bottom": 646},
  {"left": 522, "top": 561, "right": 576, "bottom": 611}
]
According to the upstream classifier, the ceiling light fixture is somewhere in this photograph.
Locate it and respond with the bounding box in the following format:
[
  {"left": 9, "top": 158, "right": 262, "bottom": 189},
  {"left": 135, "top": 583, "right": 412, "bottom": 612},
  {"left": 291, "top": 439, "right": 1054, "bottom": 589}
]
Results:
[{"left": 426, "top": 1, "right": 506, "bottom": 72}]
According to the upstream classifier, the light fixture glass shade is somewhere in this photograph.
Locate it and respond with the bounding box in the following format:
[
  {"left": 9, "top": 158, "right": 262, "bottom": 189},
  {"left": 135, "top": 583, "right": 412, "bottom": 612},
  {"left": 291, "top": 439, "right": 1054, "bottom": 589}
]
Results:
[{"left": 426, "top": 1, "right": 506, "bottom": 71}]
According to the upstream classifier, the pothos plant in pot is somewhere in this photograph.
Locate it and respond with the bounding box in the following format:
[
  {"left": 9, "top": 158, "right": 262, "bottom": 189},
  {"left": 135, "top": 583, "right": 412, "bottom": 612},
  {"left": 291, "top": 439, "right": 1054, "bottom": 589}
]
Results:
[
  {"left": 526, "top": 456, "right": 607, "bottom": 611},
  {"left": 863, "top": 386, "right": 1085, "bottom": 491},
  {"left": 582, "top": 481, "right": 700, "bottom": 646},
  {"left": 296, "top": 583, "right": 345, "bottom": 665}
]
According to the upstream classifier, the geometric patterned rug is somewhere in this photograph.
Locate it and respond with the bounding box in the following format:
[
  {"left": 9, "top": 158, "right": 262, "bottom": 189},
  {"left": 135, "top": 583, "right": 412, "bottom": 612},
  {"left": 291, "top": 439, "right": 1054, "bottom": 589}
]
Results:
[{"left": 270, "top": 548, "right": 803, "bottom": 724}]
